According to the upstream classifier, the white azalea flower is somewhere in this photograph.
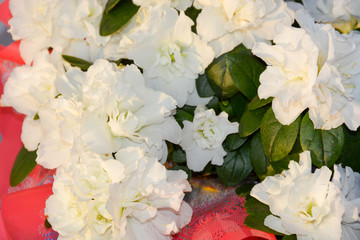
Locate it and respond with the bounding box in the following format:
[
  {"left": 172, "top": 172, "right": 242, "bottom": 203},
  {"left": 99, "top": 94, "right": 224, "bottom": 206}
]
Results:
[
  {"left": 46, "top": 151, "right": 125, "bottom": 239},
  {"left": 8, "top": 0, "right": 108, "bottom": 63},
  {"left": 1, "top": 48, "right": 64, "bottom": 117},
  {"left": 56, "top": 59, "right": 181, "bottom": 163},
  {"left": 36, "top": 96, "right": 84, "bottom": 169},
  {"left": 105, "top": 5, "right": 214, "bottom": 107},
  {"left": 252, "top": 25, "right": 318, "bottom": 125},
  {"left": 106, "top": 147, "right": 192, "bottom": 240},
  {"left": 254, "top": 9, "right": 360, "bottom": 130},
  {"left": 251, "top": 151, "right": 345, "bottom": 240},
  {"left": 45, "top": 171, "right": 88, "bottom": 238},
  {"left": 195, "top": 0, "right": 294, "bottom": 57},
  {"left": 332, "top": 165, "right": 360, "bottom": 239},
  {"left": 180, "top": 105, "right": 239, "bottom": 172},
  {"left": 300, "top": 0, "right": 360, "bottom": 33}
]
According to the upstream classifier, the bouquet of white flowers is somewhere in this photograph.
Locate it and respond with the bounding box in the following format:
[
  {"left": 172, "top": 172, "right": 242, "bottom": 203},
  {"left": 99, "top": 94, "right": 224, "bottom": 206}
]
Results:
[{"left": 1, "top": 0, "right": 360, "bottom": 239}]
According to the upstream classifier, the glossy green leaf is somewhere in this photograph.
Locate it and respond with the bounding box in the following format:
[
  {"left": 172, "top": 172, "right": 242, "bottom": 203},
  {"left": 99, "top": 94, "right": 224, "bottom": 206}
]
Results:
[
  {"left": 206, "top": 96, "right": 220, "bottom": 112},
  {"left": 245, "top": 195, "right": 271, "bottom": 219},
  {"left": 184, "top": 6, "right": 201, "bottom": 33},
  {"left": 244, "top": 215, "right": 283, "bottom": 235},
  {"left": 224, "top": 133, "right": 247, "bottom": 151},
  {"left": 226, "top": 45, "right": 265, "bottom": 100},
  {"left": 250, "top": 131, "right": 275, "bottom": 180},
  {"left": 235, "top": 183, "right": 254, "bottom": 197},
  {"left": 172, "top": 147, "right": 187, "bottom": 164},
  {"left": 206, "top": 51, "right": 240, "bottom": 99},
  {"left": 216, "top": 141, "right": 252, "bottom": 187},
  {"left": 338, "top": 127, "right": 360, "bottom": 172},
  {"left": 219, "top": 100, "right": 235, "bottom": 117},
  {"left": 174, "top": 109, "right": 194, "bottom": 128},
  {"left": 300, "top": 113, "right": 344, "bottom": 167},
  {"left": 62, "top": 55, "right": 91, "bottom": 71},
  {"left": 104, "top": 0, "right": 121, "bottom": 13},
  {"left": 260, "top": 108, "right": 301, "bottom": 161},
  {"left": 100, "top": 0, "right": 139, "bottom": 36},
  {"left": 196, "top": 74, "right": 215, "bottom": 97},
  {"left": 248, "top": 95, "right": 273, "bottom": 111},
  {"left": 10, "top": 146, "right": 37, "bottom": 187},
  {"left": 283, "top": 235, "right": 297, "bottom": 240},
  {"left": 45, "top": 218, "right": 52, "bottom": 229},
  {"left": 229, "top": 93, "right": 247, "bottom": 119},
  {"left": 271, "top": 154, "right": 299, "bottom": 174},
  {"left": 239, "top": 105, "right": 269, "bottom": 138}
]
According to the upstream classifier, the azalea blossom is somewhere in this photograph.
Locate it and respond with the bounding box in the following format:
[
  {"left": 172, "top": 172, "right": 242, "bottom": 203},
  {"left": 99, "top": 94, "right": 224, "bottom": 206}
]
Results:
[
  {"left": 45, "top": 151, "right": 125, "bottom": 239},
  {"left": 180, "top": 105, "right": 239, "bottom": 172},
  {"left": 332, "top": 165, "right": 360, "bottom": 239},
  {"left": 1, "top": 48, "right": 64, "bottom": 117},
  {"left": 8, "top": 0, "right": 109, "bottom": 63},
  {"left": 106, "top": 147, "right": 192, "bottom": 240},
  {"left": 1, "top": 48, "right": 66, "bottom": 151},
  {"left": 105, "top": 5, "right": 214, "bottom": 107},
  {"left": 253, "top": 9, "right": 360, "bottom": 130},
  {"left": 301, "top": 0, "right": 360, "bottom": 33},
  {"left": 35, "top": 59, "right": 181, "bottom": 168},
  {"left": 252, "top": 24, "right": 318, "bottom": 125},
  {"left": 251, "top": 151, "right": 345, "bottom": 240},
  {"left": 195, "top": 0, "right": 294, "bottom": 57}
]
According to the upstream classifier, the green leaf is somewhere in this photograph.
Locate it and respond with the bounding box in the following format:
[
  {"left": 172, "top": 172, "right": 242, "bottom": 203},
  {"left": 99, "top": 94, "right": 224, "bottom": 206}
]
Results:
[
  {"left": 206, "top": 96, "right": 220, "bottom": 113},
  {"left": 196, "top": 74, "right": 215, "bottom": 97},
  {"left": 227, "top": 45, "right": 265, "bottom": 100},
  {"left": 244, "top": 195, "right": 271, "bottom": 219},
  {"left": 271, "top": 137, "right": 302, "bottom": 173},
  {"left": 250, "top": 131, "right": 275, "bottom": 180},
  {"left": 104, "top": 0, "right": 121, "bottom": 13},
  {"left": 169, "top": 166, "right": 192, "bottom": 181},
  {"left": 100, "top": 0, "right": 140, "bottom": 36},
  {"left": 271, "top": 154, "right": 299, "bottom": 174},
  {"left": 300, "top": 113, "right": 345, "bottom": 167},
  {"left": 248, "top": 95, "right": 273, "bottom": 110},
  {"left": 239, "top": 105, "right": 269, "bottom": 138},
  {"left": 229, "top": 93, "right": 247, "bottom": 119},
  {"left": 184, "top": 6, "right": 201, "bottom": 33},
  {"left": 224, "top": 133, "right": 247, "bottom": 151},
  {"left": 219, "top": 100, "right": 235, "bottom": 117},
  {"left": 10, "top": 146, "right": 37, "bottom": 187},
  {"left": 62, "top": 55, "right": 92, "bottom": 71},
  {"left": 235, "top": 183, "right": 254, "bottom": 197},
  {"left": 338, "top": 127, "right": 360, "bottom": 172},
  {"left": 283, "top": 235, "right": 297, "bottom": 240},
  {"left": 216, "top": 141, "right": 253, "bottom": 187},
  {"left": 260, "top": 108, "right": 301, "bottom": 161},
  {"left": 244, "top": 215, "right": 283, "bottom": 235},
  {"left": 172, "top": 147, "right": 187, "bottom": 164},
  {"left": 45, "top": 218, "right": 52, "bottom": 229},
  {"left": 174, "top": 109, "right": 194, "bottom": 128},
  {"left": 206, "top": 51, "right": 240, "bottom": 99}
]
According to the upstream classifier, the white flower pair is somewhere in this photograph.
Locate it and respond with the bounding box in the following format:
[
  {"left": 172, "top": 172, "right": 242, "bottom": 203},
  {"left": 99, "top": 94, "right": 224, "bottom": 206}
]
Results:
[
  {"left": 253, "top": 9, "right": 360, "bottom": 130},
  {"left": 46, "top": 147, "right": 192, "bottom": 240},
  {"left": 251, "top": 151, "right": 360, "bottom": 240}
]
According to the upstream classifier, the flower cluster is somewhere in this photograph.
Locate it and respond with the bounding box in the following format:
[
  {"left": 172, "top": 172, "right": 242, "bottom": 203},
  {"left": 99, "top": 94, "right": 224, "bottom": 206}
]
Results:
[
  {"left": 46, "top": 148, "right": 192, "bottom": 239},
  {"left": 254, "top": 9, "right": 360, "bottom": 130},
  {"left": 3, "top": 0, "right": 360, "bottom": 239},
  {"left": 251, "top": 151, "right": 360, "bottom": 240}
]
